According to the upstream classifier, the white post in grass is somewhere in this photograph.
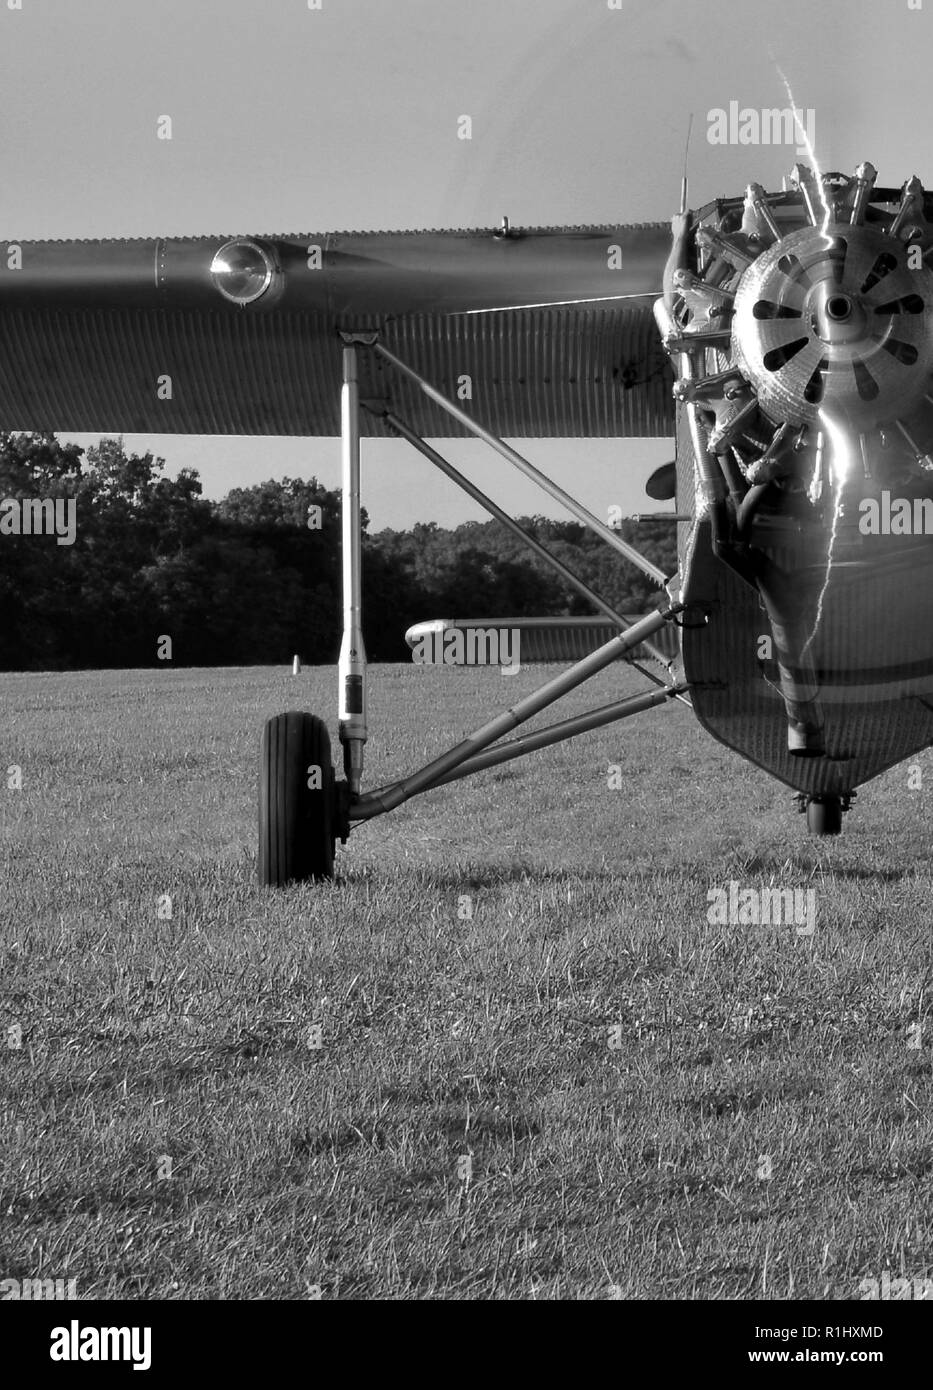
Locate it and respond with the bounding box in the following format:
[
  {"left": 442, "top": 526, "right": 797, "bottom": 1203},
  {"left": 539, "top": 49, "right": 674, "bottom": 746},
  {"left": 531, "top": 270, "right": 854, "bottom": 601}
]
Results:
[{"left": 292, "top": 655, "right": 301, "bottom": 675}]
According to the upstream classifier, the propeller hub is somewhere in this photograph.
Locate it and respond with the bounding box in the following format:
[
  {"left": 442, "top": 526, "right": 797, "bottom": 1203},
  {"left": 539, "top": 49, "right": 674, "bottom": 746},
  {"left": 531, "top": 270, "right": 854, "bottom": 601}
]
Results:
[
  {"left": 732, "top": 222, "right": 933, "bottom": 429},
  {"left": 808, "top": 284, "right": 866, "bottom": 343}
]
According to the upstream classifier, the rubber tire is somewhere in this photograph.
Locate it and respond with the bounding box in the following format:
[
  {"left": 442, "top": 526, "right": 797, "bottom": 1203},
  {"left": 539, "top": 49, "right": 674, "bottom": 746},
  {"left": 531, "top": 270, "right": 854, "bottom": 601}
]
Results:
[
  {"left": 259, "top": 712, "right": 335, "bottom": 885},
  {"left": 806, "top": 796, "right": 842, "bottom": 837}
]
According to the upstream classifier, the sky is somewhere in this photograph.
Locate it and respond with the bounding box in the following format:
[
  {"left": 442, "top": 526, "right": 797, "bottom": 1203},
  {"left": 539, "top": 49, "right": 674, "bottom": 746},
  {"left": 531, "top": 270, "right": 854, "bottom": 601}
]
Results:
[{"left": 1, "top": 0, "right": 930, "bottom": 529}]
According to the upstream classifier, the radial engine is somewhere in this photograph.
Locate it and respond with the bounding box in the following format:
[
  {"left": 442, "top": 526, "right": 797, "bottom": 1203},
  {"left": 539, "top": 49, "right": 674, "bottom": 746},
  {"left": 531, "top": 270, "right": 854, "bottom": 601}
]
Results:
[{"left": 655, "top": 163, "right": 933, "bottom": 755}]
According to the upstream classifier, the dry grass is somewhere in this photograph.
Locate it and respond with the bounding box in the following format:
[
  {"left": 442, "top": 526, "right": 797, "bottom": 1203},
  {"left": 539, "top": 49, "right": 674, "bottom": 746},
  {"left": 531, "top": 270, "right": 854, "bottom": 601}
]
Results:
[{"left": 1, "top": 661, "right": 932, "bottom": 1298}]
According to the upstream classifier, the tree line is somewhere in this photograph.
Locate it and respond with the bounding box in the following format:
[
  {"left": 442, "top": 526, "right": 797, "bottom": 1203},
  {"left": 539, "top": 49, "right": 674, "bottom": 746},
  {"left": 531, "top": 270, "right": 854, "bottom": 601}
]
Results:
[{"left": 0, "top": 433, "right": 676, "bottom": 670}]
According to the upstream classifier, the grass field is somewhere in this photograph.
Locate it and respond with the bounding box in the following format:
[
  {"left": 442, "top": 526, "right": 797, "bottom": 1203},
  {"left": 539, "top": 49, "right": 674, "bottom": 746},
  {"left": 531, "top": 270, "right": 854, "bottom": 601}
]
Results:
[{"left": 2, "top": 660, "right": 933, "bottom": 1300}]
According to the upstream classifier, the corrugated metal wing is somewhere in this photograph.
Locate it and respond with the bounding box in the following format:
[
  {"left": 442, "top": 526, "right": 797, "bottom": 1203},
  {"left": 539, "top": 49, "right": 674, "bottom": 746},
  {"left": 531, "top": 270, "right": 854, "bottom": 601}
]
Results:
[{"left": 0, "top": 304, "right": 673, "bottom": 438}]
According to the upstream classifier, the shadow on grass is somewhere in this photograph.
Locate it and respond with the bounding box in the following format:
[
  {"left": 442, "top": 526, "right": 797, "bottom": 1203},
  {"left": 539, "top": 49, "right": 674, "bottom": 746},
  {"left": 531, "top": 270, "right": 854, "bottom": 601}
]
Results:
[{"left": 733, "top": 851, "right": 910, "bottom": 883}]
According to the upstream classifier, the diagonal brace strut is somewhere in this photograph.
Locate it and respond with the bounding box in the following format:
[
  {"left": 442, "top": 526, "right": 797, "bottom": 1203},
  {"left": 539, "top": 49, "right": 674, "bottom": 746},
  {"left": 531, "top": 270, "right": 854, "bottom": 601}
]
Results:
[
  {"left": 372, "top": 341, "right": 671, "bottom": 589},
  {"left": 370, "top": 403, "right": 675, "bottom": 675},
  {"left": 351, "top": 603, "right": 683, "bottom": 820}
]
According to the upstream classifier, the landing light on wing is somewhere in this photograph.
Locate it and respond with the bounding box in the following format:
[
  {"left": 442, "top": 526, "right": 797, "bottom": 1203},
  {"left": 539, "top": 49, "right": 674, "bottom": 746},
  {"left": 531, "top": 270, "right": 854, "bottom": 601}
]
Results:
[{"left": 209, "top": 238, "right": 277, "bottom": 305}]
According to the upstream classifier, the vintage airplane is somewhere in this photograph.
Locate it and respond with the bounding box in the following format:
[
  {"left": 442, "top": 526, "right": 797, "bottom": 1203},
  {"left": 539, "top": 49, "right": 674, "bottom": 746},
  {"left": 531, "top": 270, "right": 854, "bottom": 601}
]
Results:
[{"left": 3, "top": 159, "right": 933, "bottom": 884}]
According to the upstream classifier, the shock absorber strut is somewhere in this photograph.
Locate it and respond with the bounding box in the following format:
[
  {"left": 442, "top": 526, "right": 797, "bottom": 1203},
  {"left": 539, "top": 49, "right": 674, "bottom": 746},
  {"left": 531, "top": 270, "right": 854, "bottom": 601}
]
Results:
[{"left": 338, "top": 342, "right": 368, "bottom": 795}]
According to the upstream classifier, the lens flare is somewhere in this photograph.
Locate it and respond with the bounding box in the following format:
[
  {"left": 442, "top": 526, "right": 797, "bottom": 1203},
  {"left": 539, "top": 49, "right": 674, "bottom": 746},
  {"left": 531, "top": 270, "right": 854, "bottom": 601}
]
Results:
[
  {"left": 769, "top": 64, "right": 844, "bottom": 658},
  {"left": 802, "top": 410, "right": 851, "bottom": 656},
  {"left": 775, "top": 63, "right": 832, "bottom": 237}
]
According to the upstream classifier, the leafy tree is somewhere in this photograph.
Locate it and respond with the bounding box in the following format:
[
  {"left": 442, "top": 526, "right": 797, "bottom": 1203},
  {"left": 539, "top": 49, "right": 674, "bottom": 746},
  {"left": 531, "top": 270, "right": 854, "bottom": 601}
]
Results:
[{"left": 0, "top": 434, "right": 678, "bottom": 671}]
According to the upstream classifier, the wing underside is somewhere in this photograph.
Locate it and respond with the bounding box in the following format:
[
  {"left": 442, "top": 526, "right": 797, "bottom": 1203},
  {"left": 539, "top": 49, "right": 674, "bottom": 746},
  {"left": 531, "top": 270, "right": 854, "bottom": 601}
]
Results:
[{"left": 0, "top": 225, "right": 674, "bottom": 438}]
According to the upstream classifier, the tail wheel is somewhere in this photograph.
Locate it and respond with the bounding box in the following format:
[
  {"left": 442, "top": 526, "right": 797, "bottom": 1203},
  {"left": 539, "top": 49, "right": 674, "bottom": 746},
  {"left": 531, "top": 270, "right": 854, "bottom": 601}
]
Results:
[
  {"left": 259, "top": 712, "right": 336, "bottom": 886},
  {"left": 806, "top": 794, "right": 843, "bottom": 837}
]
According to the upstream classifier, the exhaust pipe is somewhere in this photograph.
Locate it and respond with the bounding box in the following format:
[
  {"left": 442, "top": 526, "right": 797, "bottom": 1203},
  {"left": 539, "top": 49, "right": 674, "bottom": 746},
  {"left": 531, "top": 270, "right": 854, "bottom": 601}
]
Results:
[{"left": 757, "top": 574, "right": 825, "bottom": 757}]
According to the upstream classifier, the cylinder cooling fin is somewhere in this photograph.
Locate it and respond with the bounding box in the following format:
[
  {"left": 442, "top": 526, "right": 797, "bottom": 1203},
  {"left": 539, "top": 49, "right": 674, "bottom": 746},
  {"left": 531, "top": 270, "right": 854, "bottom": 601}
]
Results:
[{"left": 660, "top": 163, "right": 933, "bottom": 493}]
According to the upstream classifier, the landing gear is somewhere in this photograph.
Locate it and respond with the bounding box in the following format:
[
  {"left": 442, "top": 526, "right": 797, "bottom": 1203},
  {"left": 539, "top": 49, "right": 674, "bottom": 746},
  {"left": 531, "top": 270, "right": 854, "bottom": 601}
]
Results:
[
  {"left": 256, "top": 338, "right": 686, "bottom": 885},
  {"left": 796, "top": 790, "right": 855, "bottom": 836},
  {"left": 259, "top": 712, "right": 336, "bottom": 885},
  {"left": 805, "top": 794, "right": 843, "bottom": 837},
  {"left": 259, "top": 344, "right": 366, "bottom": 888}
]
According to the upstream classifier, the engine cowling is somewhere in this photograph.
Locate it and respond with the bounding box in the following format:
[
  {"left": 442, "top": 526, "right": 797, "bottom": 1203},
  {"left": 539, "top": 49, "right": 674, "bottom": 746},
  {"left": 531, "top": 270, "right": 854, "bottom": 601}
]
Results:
[{"left": 656, "top": 163, "right": 933, "bottom": 757}]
